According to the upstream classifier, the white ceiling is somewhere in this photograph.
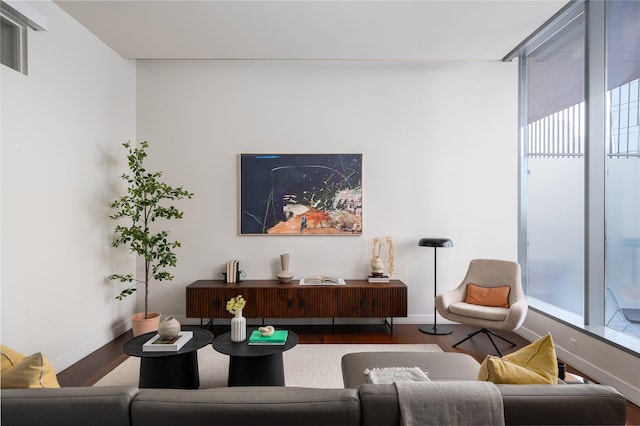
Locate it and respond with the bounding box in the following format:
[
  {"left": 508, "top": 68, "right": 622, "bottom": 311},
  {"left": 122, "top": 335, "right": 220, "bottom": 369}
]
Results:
[{"left": 54, "top": 0, "right": 568, "bottom": 61}]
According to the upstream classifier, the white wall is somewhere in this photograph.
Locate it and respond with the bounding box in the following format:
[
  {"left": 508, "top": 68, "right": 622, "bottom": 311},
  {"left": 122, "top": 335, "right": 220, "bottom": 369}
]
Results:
[
  {"left": 1, "top": 1, "right": 136, "bottom": 371},
  {"left": 135, "top": 59, "right": 519, "bottom": 323},
  {"left": 136, "top": 60, "right": 640, "bottom": 405}
]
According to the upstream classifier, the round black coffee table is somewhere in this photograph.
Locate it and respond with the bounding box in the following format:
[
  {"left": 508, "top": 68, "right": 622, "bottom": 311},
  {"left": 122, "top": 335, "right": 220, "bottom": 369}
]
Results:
[
  {"left": 212, "top": 329, "right": 298, "bottom": 386},
  {"left": 122, "top": 328, "right": 213, "bottom": 389}
]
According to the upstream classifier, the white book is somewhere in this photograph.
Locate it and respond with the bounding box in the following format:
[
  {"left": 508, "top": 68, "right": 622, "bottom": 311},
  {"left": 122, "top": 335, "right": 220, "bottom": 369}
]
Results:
[
  {"left": 368, "top": 275, "right": 390, "bottom": 283},
  {"left": 299, "top": 277, "right": 346, "bottom": 286},
  {"left": 142, "top": 331, "right": 193, "bottom": 352}
]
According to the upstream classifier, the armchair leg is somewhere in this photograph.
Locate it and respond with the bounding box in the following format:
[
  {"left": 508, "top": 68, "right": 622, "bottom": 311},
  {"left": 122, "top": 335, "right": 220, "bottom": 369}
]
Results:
[{"left": 452, "top": 328, "right": 517, "bottom": 357}]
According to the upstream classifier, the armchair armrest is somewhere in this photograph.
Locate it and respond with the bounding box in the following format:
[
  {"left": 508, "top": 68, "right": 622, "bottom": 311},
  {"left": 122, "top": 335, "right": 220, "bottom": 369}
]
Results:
[
  {"left": 435, "top": 286, "right": 466, "bottom": 315},
  {"left": 503, "top": 300, "right": 528, "bottom": 330}
]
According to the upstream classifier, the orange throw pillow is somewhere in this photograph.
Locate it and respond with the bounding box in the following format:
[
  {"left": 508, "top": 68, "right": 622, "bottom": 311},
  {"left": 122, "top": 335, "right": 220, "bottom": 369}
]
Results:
[{"left": 465, "top": 283, "right": 510, "bottom": 308}]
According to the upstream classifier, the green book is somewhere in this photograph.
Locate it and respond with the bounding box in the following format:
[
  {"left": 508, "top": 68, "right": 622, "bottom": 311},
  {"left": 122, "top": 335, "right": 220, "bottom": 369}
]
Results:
[{"left": 248, "top": 330, "right": 288, "bottom": 345}]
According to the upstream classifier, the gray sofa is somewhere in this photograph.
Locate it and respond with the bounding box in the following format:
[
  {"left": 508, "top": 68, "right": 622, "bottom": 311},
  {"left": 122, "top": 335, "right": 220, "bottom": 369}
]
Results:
[
  {"left": 342, "top": 351, "right": 627, "bottom": 425},
  {"left": 1, "top": 386, "right": 361, "bottom": 426},
  {"left": 1, "top": 352, "right": 627, "bottom": 426}
]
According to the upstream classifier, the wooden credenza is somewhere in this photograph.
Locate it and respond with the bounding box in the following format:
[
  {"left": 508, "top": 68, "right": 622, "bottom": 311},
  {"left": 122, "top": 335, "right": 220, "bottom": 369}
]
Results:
[{"left": 186, "top": 279, "right": 407, "bottom": 329}]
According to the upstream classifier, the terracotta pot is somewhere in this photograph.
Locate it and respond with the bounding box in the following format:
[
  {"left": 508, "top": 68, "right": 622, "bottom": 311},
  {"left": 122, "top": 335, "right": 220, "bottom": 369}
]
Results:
[{"left": 130, "top": 312, "right": 161, "bottom": 336}]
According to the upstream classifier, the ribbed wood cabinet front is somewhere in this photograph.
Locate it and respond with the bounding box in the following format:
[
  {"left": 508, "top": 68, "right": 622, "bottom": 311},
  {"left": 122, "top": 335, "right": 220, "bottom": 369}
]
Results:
[
  {"left": 258, "top": 287, "right": 337, "bottom": 318},
  {"left": 186, "top": 280, "right": 407, "bottom": 320},
  {"left": 186, "top": 286, "right": 257, "bottom": 318},
  {"left": 336, "top": 287, "right": 407, "bottom": 318}
]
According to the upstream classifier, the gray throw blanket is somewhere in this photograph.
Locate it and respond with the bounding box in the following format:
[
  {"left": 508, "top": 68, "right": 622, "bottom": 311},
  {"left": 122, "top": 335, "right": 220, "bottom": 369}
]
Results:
[{"left": 395, "top": 380, "right": 504, "bottom": 426}]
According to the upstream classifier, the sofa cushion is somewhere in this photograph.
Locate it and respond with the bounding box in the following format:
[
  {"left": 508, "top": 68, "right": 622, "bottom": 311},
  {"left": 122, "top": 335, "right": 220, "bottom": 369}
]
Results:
[
  {"left": 449, "top": 302, "right": 509, "bottom": 321},
  {"left": 341, "top": 352, "right": 480, "bottom": 388},
  {"left": 1, "top": 386, "right": 139, "bottom": 426},
  {"left": 478, "top": 334, "right": 558, "bottom": 384},
  {"left": 465, "top": 283, "right": 510, "bottom": 307},
  {"left": 131, "top": 387, "right": 360, "bottom": 426},
  {"left": 0, "top": 345, "right": 59, "bottom": 388},
  {"left": 356, "top": 383, "right": 627, "bottom": 426}
]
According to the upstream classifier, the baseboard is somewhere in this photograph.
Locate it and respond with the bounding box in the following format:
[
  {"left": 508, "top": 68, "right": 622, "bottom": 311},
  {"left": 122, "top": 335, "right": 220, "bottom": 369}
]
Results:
[{"left": 52, "top": 320, "right": 130, "bottom": 372}]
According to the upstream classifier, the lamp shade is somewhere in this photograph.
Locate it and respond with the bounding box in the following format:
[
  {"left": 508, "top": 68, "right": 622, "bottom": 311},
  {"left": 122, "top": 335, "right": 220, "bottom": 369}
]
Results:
[{"left": 418, "top": 238, "right": 453, "bottom": 248}]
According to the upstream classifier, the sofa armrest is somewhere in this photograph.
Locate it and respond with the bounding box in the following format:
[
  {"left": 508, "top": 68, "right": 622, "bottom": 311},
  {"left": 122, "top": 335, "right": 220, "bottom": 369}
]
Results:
[
  {"left": 498, "top": 384, "right": 627, "bottom": 425},
  {"left": 357, "top": 384, "right": 401, "bottom": 426},
  {"left": 1, "top": 386, "right": 138, "bottom": 426},
  {"left": 357, "top": 383, "right": 627, "bottom": 426}
]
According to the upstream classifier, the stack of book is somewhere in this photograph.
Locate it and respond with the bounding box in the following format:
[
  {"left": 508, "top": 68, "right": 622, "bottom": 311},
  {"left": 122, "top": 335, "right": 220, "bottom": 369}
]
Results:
[
  {"left": 368, "top": 275, "right": 390, "bottom": 283},
  {"left": 248, "top": 329, "right": 288, "bottom": 345},
  {"left": 142, "top": 331, "right": 193, "bottom": 352},
  {"left": 226, "top": 260, "right": 239, "bottom": 283}
]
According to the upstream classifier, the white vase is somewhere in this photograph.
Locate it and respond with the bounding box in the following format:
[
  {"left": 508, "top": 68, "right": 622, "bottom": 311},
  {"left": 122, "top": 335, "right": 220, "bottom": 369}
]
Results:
[
  {"left": 277, "top": 253, "right": 294, "bottom": 283},
  {"left": 158, "top": 316, "right": 181, "bottom": 338},
  {"left": 230, "top": 310, "right": 246, "bottom": 342},
  {"left": 280, "top": 253, "right": 290, "bottom": 271}
]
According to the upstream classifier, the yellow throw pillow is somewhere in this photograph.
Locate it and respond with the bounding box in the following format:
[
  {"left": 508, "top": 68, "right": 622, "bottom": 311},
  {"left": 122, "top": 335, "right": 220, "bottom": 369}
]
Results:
[
  {"left": 1, "top": 344, "right": 26, "bottom": 371},
  {"left": 0, "top": 345, "right": 60, "bottom": 388},
  {"left": 478, "top": 334, "right": 558, "bottom": 384}
]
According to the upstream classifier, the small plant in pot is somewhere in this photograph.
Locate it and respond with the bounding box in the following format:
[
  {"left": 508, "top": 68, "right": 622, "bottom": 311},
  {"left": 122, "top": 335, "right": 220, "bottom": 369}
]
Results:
[{"left": 109, "top": 141, "right": 193, "bottom": 336}]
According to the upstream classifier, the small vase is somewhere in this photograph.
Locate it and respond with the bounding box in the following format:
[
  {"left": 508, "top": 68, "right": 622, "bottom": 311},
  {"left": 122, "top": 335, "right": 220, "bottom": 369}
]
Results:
[
  {"left": 280, "top": 253, "right": 290, "bottom": 271},
  {"left": 230, "top": 310, "right": 246, "bottom": 342},
  {"left": 277, "top": 253, "right": 294, "bottom": 283},
  {"left": 158, "top": 316, "right": 181, "bottom": 338}
]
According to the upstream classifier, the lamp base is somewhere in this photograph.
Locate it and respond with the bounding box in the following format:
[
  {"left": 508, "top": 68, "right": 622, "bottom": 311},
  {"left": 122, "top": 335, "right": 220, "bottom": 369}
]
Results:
[{"left": 419, "top": 324, "right": 452, "bottom": 335}]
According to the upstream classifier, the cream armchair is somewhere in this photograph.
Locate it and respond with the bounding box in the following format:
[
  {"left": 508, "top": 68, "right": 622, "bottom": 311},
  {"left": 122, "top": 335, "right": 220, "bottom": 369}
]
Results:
[{"left": 435, "top": 258, "right": 527, "bottom": 356}]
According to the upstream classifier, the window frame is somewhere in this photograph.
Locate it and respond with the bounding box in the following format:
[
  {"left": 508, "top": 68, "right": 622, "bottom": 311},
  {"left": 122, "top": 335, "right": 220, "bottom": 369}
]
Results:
[
  {"left": 507, "top": 0, "right": 640, "bottom": 355},
  {"left": 1, "top": 7, "right": 28, "bottom": 74}
]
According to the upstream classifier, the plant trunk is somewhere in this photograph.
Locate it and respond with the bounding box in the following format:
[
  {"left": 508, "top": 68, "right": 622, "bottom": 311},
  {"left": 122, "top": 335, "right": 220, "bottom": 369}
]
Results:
[
  {"left": 144, "top": 204, "right": 150, "bottom": 319},
  {"left": 144, "top": 259, "right": 150, "bottom": 319}
]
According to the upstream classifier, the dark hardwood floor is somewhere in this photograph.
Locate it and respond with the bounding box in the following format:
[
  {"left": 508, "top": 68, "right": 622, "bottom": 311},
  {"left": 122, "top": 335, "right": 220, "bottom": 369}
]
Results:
[{"left": 57, "top": 323, "right": 639, "bottom": 425}]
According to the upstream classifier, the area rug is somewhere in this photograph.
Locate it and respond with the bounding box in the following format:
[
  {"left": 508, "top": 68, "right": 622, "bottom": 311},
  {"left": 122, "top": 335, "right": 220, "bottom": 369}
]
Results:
[{"left": 94, "top": 343, "right": 442, "bottom": 389}]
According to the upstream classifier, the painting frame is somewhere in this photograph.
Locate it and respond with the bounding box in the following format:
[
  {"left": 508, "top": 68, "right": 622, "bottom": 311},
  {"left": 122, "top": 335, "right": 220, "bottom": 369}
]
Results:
[{"left": 239, "top": 153, "right": 363, "bottom": 236}]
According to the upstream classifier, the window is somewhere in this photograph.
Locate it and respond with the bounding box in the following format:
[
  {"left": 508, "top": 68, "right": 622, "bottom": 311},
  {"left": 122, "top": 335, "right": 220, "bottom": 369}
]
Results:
[
  {"left": 523, "top": 9, "right": 586, "bottom": 319},
  {"left": 0, "top": 10, "right": 26, "bottom": 73},
  {"left": 1, "top": 0, "right": 48, "bottom": 74},
  {"left": 507, "top": 0, "right": 640, "bottom": 351},
  {"left": 604, "top": 0, "right": 640, "bottom": 340}
]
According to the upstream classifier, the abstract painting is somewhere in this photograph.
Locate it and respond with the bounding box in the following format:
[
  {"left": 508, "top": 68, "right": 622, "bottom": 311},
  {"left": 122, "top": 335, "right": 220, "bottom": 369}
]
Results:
[{"left": 239, "top": 154, "right": 362, "bottom": 235}]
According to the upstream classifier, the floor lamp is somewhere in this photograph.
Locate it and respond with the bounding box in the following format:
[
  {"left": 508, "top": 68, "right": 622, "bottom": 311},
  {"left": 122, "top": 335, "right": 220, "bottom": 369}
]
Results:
[{"left": 418, "top": 238, "right": 453, "bottom": 335}]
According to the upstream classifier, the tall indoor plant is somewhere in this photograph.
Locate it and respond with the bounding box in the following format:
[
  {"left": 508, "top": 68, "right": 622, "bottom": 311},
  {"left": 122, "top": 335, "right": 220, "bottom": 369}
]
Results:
[{"left": 109, "top": 141, "right": 193, "bottom": 335}]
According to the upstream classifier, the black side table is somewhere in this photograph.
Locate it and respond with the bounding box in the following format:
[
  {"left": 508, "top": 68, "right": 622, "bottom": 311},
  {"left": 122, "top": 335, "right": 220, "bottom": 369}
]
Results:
[
  {"left": 212, "top": 329, "right": 298, "bottom": 386},
  {"left": 122, "top": 328, "right": 213, "bottom": 389}
]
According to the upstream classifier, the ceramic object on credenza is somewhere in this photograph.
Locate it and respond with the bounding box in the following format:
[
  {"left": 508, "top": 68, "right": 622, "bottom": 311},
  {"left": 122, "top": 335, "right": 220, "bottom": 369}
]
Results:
[
  {"left": 370, "top": 256, "right": 385, "bottom": 277},
  {"left": 158, "top": 316, "right": 181, "bottom": 338},
  {"left": 277, "top": 253, "right": 294, "bottom": 283},
  {"left": 280, "top": 253, "right": 290, "bottom": 271},
  {"left": 277, "top": 271, "right": 294, "bottom": 283},
  {"left": 130, "top": 312, "right": 161, "bottom": 337}
]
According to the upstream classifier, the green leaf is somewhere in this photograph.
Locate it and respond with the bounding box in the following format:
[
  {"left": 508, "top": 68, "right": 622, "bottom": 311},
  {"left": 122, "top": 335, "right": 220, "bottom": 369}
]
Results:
[{"left": 109, "top": 140, "right": 193, "bottom": 313}]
